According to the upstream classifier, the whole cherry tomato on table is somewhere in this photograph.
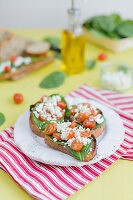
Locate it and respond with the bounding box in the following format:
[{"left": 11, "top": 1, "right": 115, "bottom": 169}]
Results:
[
  {"left": 14, "top": 93, "right": 24, "bottom": 104},
  {"left": 98, "top": 53, "right": 107, "bottom": 61}
]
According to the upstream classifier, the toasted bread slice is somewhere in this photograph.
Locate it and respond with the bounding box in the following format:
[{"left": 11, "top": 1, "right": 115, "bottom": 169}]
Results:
[
  {"left": 25, "top": 42, "right": 50, "bottom": 57},
  {"left": 29, "top": 102, "right": 45, "bottom": 138},
  {"left": 0, "top": 35, "right": 28, "bottom": 61},
  {"left": 0, "top": 27, "right": 12, "bottom": 42},
  {"left": 0, "top": 56, "right": 54, "bottom": 81},
  {"left": 44, "top": 134, "right": 96, "bottom": 162}
]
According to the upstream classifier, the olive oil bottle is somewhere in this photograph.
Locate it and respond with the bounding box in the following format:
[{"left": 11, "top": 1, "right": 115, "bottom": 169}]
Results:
[{"left": 61, "top": 1, "right": 86, "bottom": 74}]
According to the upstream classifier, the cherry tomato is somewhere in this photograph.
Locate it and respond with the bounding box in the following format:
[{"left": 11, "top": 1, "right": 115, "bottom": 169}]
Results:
[
  {"left": 53, "top": 132, "right": 62, "bottom": 140},
  {"left": 83, "top": 119, "right": 96, "bottom": 129},
  {"left": 10, "top": 56, "right": 17, "bottom": 62},
  {"left": 80, "top": 130, "right": 91, "bottom": 138},
  {"left": 70, "top": 140, "right": 83, "bottom": 151},
  {"left": 5, "top": 66, "right": 11, "bottom": 73},
  {"left": 69, "top": 121, "right": 76, "bottom": 128},
  {"left": 70, "top": 107, "right": 77, "bottom": 115},
  {"left": 57, "top": 101, "right": 66, "bottom": 109},
  {"left": 68, "top": 130, "right": 75, "bottom": 139},
  {"left": 39, "top": 114, "right": 47, "bottom": 122},
  {"left": 14, "top": 93, "right": 24, "bottom": 104},
  {"left": 76, "top": 113, "right": 86, "bottom": 123},
  {"left": 98, "top": 53, "right": 107, "bottom": 61},
  {"left": 83, "top": 113, "right": 90, "bottom": 121},
  {"left": 40, "top": 94, "right": 48, "bottom": 102},
  {"left": 45, "top": 122, "right": 57, "bottom": 135}
]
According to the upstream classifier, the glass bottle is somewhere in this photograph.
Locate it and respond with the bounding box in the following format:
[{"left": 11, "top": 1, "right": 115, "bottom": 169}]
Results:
[{"left": 61, "top": 2, "right": 86, "bottom": 74}]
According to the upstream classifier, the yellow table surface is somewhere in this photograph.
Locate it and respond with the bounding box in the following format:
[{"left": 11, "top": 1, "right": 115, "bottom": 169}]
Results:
[{"left": 0, "top": 29, "right": 133, "bottom": 200}]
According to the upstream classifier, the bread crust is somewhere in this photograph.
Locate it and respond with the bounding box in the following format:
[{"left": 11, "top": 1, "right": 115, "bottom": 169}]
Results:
[
  {"left": 0, "top": 56, "right": 54, "bottom": 81},
  {"left": 44, "top": 134, "right": 96, "bottom": 162}
]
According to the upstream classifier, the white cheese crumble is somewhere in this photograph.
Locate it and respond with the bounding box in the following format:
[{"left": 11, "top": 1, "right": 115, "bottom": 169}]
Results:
[
  {"left": 94, "top": 114, "right": 104, "bottom": 124},
  {"left": 14, "top": 56, "right": 32, "bottom": 67},
  {"left": 35, "top": 95, "right": 64, "bottom": 121},
  {"left": 101, "top": 71, "right": 132, "bottom": 91},
  {"left": 53, "top": 138, "right": 57, "bottom": 142}
]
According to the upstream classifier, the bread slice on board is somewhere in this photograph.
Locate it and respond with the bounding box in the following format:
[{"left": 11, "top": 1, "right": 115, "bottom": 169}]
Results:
[
  {"left": 44, "top": 134, "right": 96, "bottom": 162},
  {"left": 25, "top": 42, "right": 50, "bottom": 57},
  {"left": 0, "top": 56, "right": 55, "bottom": 81},
  {"left": 0, "top": 35, "right": 28, "bottom": 61},
  {"left": 0, "top": 27, "right": 12, "bottom": 42}
]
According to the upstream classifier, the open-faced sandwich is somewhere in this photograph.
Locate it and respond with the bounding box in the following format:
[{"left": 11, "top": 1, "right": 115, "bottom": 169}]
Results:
[
  {"left": 0, "top": 55, "right": 54, "bottom": 80},
  {"left": 69, "top": 103, "right": 106, "bottom": 138},
  {"left": 29, "top": 94, "right": 106, "bottom": 162}
]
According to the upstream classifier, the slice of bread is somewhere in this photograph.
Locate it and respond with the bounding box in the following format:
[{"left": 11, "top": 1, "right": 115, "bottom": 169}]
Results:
[
  {"left": 29, "top": 103, "right": 45, "bottom": 138},
  {"left": 0, "top": 35, "right": 28, "bottom": 61},
  {"left": 44, "top": 134, "right": 96, "bottom": 162},
  {"left": 0, "top": 27, "right": 12, "bottom": 42},
  {"left": 25, "top": 42, "right": 50, "bottom": 57},
  {"left": 0, "top": 56, "right": 54, "bottom": 81}
]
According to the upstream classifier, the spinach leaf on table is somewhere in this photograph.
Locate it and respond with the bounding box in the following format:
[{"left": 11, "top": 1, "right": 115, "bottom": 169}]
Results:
[
  {"left": 86, "top": 60, "right": 96, "bottom": 70},
  {"left": 0, "top": 112, "right": 5, "bottom": 126},
  {"left": 39, "top": 71, "right": 66, "bottom": 89}
]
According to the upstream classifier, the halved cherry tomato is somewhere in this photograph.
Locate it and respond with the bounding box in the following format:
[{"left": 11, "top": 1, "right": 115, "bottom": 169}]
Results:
[
  {"left": 91, "top": 108, "right": 97, "bottom": 116},
  {"left": 39, "top": 114, "right": 47, "bottom": 122},
  {"left": 98, "top": 53, "right": 107, "bottom": 61},
  {"left": 76, "top": 113, "right": 86, "bottom": 123},
  {"left": 56, "top": 117, "right": 62, "bottom": 120},
  {"left": 69, "top": 121, "right": 76, "bottom": 128},
  {"left": 44, "top": 122, "right": 57, "bottom": 135},
  {"left": 57, "top": 101, "right": 66, "bottom": 109},
  {"left": 81, "top": 103, "right": 90, "bottom": 108},
  {"left": 68, "top": 130, "right": 75, "bottom": 139},
  {"left": 70, "top": 106, "right": 77, "bottom": 115},
  {"left": 40, "top": 94, "right": 48, "bottom": 102},
  {"left": 70, "top": 140, "right": 83, "bottom": 151},
  {"left": 83, "top": 119, "right": 96, "bottom": 129},
  {"left": 14, "top": 93, "right": 24, "bottom": 104},
  {"left": 83, "top": 113, "right": 90, "bottom": 121},
  {"left": 80, "top": 130, "right": 91, "bottom": 138},
  {"left": 10, "top": 56, "right": 17, "bottom": 62},
  {"left": 53, "top": 132, "right": 62, "bottom": 140},
  {"left": 5, "top": 65, "right": 11, "bottom": 73}
]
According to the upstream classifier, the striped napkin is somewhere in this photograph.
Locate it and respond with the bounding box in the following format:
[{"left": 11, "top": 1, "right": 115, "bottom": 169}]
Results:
[{"left": 0, "top": 84, "right": 133, "bottom": 200}]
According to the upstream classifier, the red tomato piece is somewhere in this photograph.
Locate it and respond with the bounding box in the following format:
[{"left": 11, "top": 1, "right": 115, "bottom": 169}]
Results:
[
  {"left": 44, "top": 122, "right": 57, "bottom": 135},
  {"left": 10, "top": 56, "right": 17, "bottom": 62},
  {"left": 68, "top": 130, "right": 75, "bottom": 139},
  {"left": 69, "top": 121, "right": 76, "bottom": 128},
  {"left": 76, "top": 113, "right": 86, "bottom": 123},
  {"left": 5, "top": 66, "right": 11, "bottom": 73},
  {"left": 70, "top": 140, "right": 83, "bottom": 151},
  {"left": 57, "top": 101, "right": 66, "bottom": 109},
  {"left": 39, "top": 114, "right": 47, "bottom": 122},
  {"left": 98, "top": 53, "right": 107, "bottom": 61},
  {"left": 14, "top": 93, "right": 24, "bottom": 104},
  {"left": 80, "top": 130, "right": 91, "bottom": 138},
  {"left": 70, "top": 107, "right": 77, "bottom": 115},
  {"left": 53, "top": 132, "right": 62, "bottom": 140},
  {"left": 83, "top": 119, "right": 96, "bottom": 129}
]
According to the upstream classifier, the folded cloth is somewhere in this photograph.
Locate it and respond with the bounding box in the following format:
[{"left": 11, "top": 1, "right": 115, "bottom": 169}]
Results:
[{"left": 0, "top": 84, "right": 133, "bottom": 200}]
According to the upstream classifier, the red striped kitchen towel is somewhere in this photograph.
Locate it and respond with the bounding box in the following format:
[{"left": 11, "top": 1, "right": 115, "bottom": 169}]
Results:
[{"left": 0, "top": 84, "right": 133, "bottom": 200}]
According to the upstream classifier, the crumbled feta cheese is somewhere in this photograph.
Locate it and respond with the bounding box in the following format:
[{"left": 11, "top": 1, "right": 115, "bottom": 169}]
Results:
[
  {"left": 33, "top": 111, "right": 39, "bottom": 118},
  {"left": 53, "top": 138, "right": 57, "bottom": 142},
  {"left": 94, "top": 114, "right": 104, "bottom": 124},
  {"left": 101, "top": 71, "right": 132, "bottom": 91},
  {"left": 14, "top": 56, "right": 32, "bottom": 67}
]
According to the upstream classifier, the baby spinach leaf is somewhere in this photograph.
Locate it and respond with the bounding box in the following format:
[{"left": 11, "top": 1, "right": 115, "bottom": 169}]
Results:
[
  {"left": 0, "top": 112, "right": 5, "bottom": 126},
  {"left": 44, "top": 37, "right": 61, "bottom": 47},
  {"left": 39, "top": 71, "right": 66, "bottom": 89},
  {"left": 66, "top": 139, "right": 92, "bottom": 161},
  {"left": 46, "top": 135, "right": 67, "bottom": 146},
  {"left": 86, "top": 60, "right": 96, "bottom": 70},
  {"left": 116, "top": 21, "right": 133, "bottom": 38}
]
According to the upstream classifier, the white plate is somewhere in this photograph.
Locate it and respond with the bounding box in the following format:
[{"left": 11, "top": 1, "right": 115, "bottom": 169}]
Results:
[{"left": 14, "top": 97, "right": 125, "bottom": 166}]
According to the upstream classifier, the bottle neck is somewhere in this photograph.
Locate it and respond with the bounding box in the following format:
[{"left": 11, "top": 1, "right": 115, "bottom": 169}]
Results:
[{"left": 67, "top": 8, "right": 82, "bottom": 34}]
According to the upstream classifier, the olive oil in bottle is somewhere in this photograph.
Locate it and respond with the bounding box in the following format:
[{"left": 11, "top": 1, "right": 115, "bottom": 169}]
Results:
[{"left": 61, "top": 1, "right": 86, "bottom": 75}]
